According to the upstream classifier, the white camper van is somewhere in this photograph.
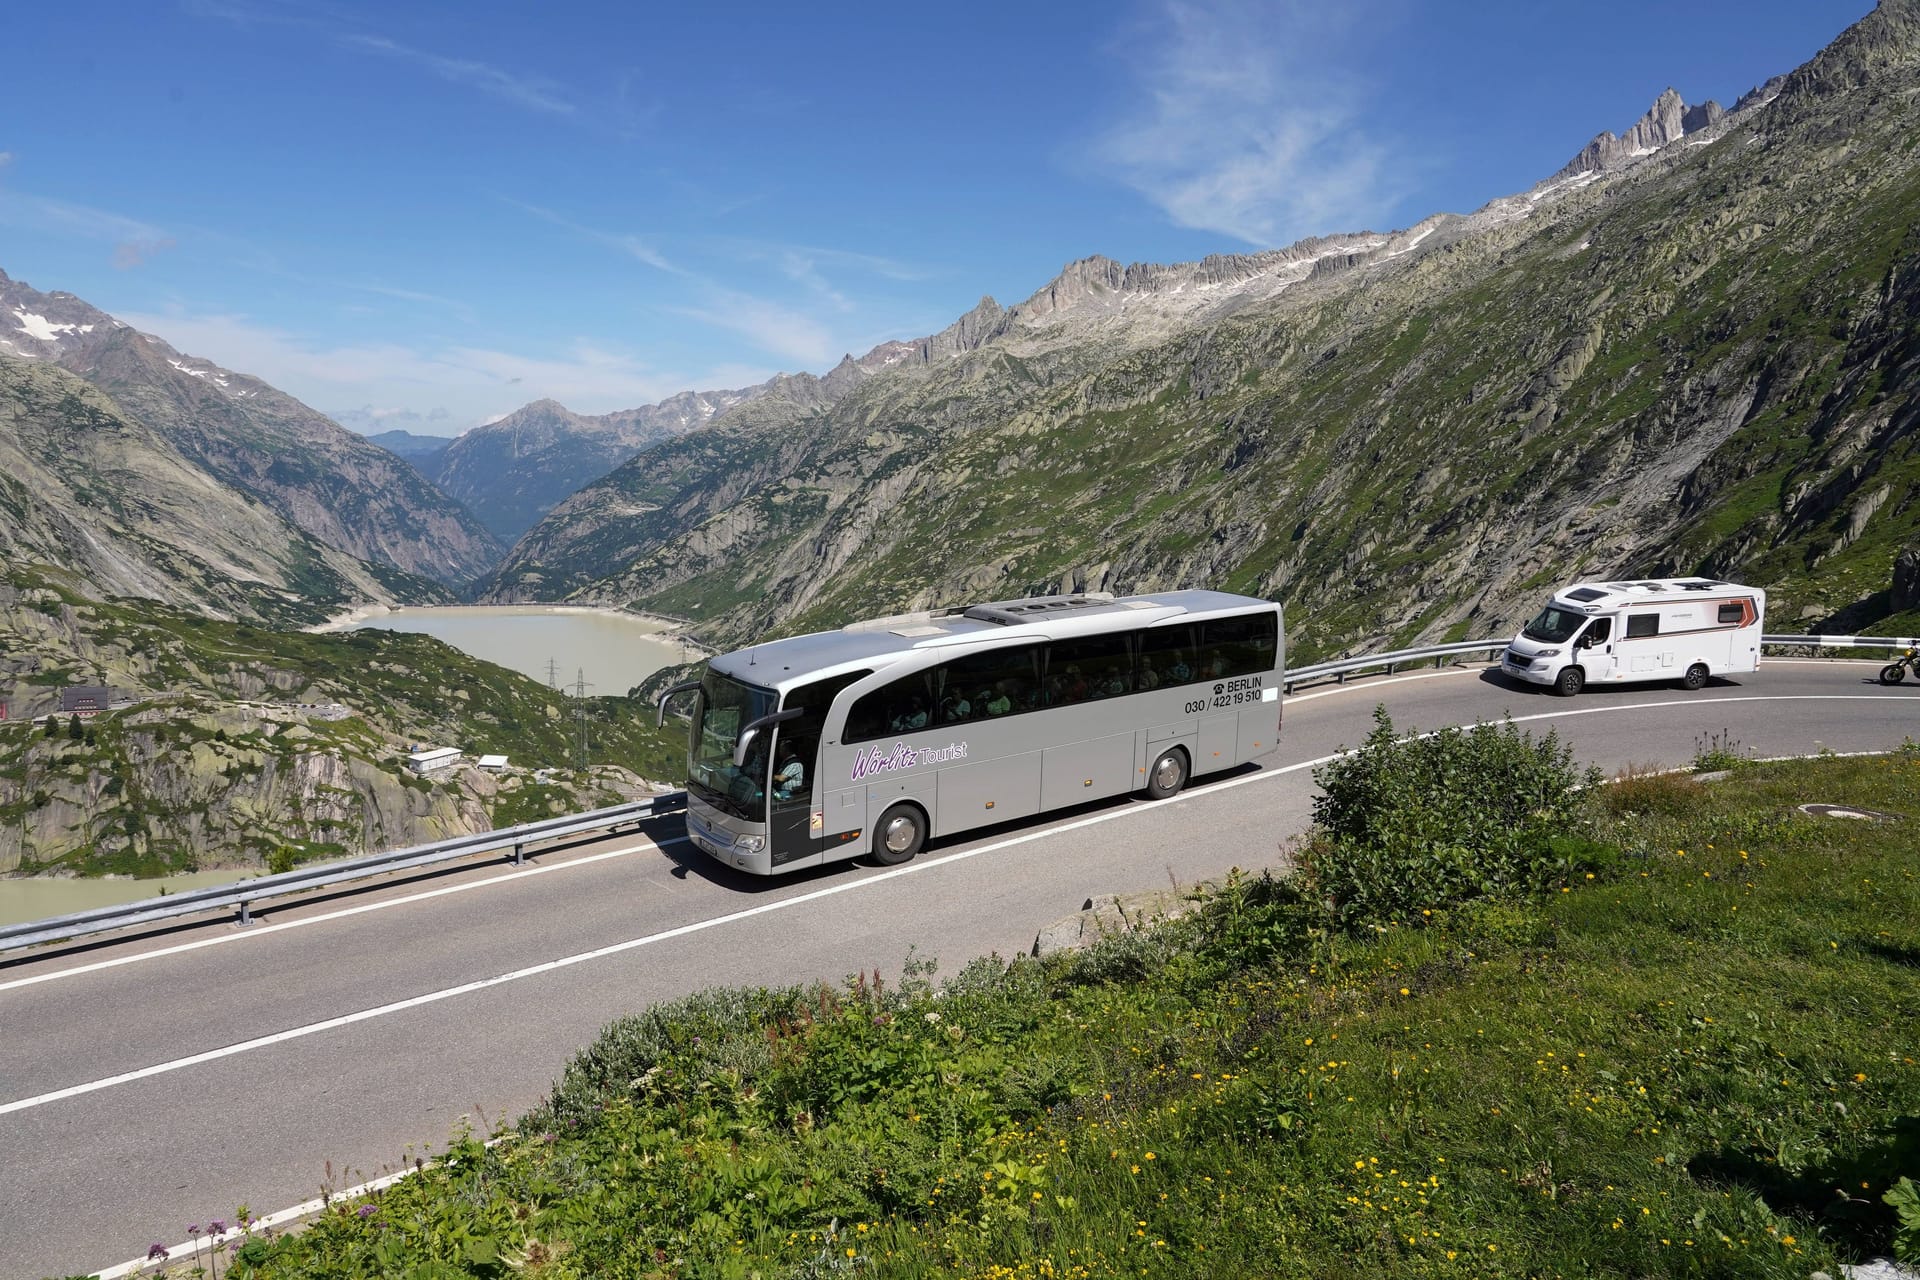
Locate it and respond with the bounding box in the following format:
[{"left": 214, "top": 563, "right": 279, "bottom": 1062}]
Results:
[{"left": 1502, "top": 578, "right": 1765, "bottom": 697}]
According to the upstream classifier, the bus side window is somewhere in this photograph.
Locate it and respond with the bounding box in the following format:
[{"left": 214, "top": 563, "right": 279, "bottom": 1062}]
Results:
[
  {"left": 845, "top": 670, "right": 931, "bottom": 742},
  {"left": 1137, "top": 623, "right": 1197, "bottom": 688},
  {"left": 1198, "top": 613, "right": 1278, "bottom": 679},
  {"left": 1045, "top": 633, "right": 1132, "bottom": 705},
  {"left": 940, "top": 644, "right": 1042, "bottom": 720}
]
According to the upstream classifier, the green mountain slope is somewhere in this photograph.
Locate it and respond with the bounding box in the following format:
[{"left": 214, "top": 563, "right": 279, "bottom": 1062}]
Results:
[{"left": 486, "top": 1, "right": 1920, "bottom": 657}]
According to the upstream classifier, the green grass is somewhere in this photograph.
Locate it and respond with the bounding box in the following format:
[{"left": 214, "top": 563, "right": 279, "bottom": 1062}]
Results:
[{"left": 187, "top": 752, "right": 1920, "bottom": 1280}]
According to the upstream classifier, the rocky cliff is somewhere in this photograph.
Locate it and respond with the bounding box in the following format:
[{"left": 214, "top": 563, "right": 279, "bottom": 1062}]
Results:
[
  {"left": 0, "top": 578, "right": 683, "bottom": 875},
  {"left": 0, "top": 356, "right": 437, "bottom": 624}
]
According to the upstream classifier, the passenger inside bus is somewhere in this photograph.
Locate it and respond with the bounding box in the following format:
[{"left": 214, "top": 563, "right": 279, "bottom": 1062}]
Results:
[
  {"left": 939, "top": 691, "right": 971, "bottom": 723},
  {"left": 891, "top": 698, "right": 930, "bottom": 733},
  {"left": 984, "top": 682, "right": 1014, "bottom": 715}
]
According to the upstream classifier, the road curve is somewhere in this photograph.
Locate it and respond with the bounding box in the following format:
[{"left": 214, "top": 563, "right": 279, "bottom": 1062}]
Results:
[{"left": 1, "top": 659, "right": 1914, "bottom": 1279}]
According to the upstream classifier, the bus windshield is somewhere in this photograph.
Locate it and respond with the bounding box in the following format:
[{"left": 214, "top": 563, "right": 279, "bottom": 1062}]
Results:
[
  {"left": 1522, "top": 604, "right": 1587, "bottom": 644},
  {"left": 689, "top": 671, "right": 776, "bottom": 820}
]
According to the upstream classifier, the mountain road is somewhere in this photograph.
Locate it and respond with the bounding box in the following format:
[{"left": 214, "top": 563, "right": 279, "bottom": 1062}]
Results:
[{"left": 1, "top": 659, "right": 1914, "bottom": 1279}]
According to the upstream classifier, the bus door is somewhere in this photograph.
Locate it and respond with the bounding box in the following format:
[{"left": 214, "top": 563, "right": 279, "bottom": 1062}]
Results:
[{"left": 769, "top": 670, "right": 871, "bottom": 868}]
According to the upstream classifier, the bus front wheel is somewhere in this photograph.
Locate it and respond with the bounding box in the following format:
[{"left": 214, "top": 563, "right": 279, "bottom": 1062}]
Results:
[
  {"left": 1146, "top": 747, "right": 1189, "bottom": 800},
  {"left": 871, "top": 804, "right": 926, "bottom": 866}
]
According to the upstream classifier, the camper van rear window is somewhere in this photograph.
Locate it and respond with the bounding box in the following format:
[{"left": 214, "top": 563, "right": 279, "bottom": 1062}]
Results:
[
  {"left": 1625, "top": 614, "right": 1660, "bottom": 638},
  {"left": 1717, "top": 602, "right": 1746, "bottom": 624}
]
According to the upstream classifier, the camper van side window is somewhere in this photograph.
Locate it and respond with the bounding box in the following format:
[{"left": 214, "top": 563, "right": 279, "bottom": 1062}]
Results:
[
  {"left": 1717, "top": 602, "right": 1746, "bottom": 624},
  {"left": 1625, "top": 614, "right": 1660, "bottom": 639}
]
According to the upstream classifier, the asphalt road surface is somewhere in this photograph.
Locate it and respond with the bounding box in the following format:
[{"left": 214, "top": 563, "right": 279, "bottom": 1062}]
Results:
[{"left": 1, "top": 659, "right": 1914, "bottom": 1279}]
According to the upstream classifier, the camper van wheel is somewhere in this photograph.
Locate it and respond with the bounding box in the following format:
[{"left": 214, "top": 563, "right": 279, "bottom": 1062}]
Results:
[
  {"left": 870, "top": 803, "right": 925, "bottom": 866},
  {"left": 1680, "top": 663, "right": 1709, "bottom": 691},
  {"left": 1146, "top": 747, "right": 1189, "bottom": 800},
  {"left": 1553, "top": 666, "right": 1585, "bottom": 698}
]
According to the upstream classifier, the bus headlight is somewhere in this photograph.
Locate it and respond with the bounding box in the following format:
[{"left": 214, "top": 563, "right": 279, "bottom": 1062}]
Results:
[{"left": 732, "top": 834, "right": 766, "bottom": 853}]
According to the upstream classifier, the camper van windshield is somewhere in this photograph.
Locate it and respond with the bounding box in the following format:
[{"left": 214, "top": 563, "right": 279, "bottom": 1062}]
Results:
[{"left": 1523, "top": 604, "right": 1587, "bottom": 644}]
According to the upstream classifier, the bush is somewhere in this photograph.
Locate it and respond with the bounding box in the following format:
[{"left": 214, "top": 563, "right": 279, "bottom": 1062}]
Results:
[
  {"left": 1304, "top": 705, "right": 1604, "bottom": 928},
  {"left": 527, "top": 985, "right": 808, "bottom": 1131}
]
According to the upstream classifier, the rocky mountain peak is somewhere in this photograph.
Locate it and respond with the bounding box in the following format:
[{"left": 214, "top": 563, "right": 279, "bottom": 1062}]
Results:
[{"left": 1551, "top": 85, "right": 1725, "bottom": 181}]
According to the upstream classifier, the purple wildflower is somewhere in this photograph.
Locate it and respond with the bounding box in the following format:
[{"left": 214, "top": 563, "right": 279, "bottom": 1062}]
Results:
[
  {"left": 358, "top": 1204, "right": 377, "bottom": 1218},
  {"left": 210, "top": 1219, "right": 228, "bottom": 1235},
  {"left": 187, "top": 1224, "right": 202, "bottom": 1236},
  {"left": 147, "top": 1243, "right": 170, "bottom": 1260}
]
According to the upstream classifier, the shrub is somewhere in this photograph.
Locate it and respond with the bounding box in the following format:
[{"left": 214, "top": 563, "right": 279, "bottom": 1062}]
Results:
[
  {"left": 1304, "top": 705, "right": 1603, "bottom": 928},
  {"left": 527, "top": 985, "right": 808, "bottom": 1131}
]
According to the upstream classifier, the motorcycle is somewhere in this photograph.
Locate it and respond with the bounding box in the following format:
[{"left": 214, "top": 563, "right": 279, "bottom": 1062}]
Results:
[{"left": 1880, "top": 645, "right": 1920, "bottom": 685}]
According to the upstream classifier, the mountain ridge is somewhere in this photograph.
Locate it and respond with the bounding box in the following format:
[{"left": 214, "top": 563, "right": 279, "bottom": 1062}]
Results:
[{"left": 480, "top": 0, "right": 1920, "bottom": 658}]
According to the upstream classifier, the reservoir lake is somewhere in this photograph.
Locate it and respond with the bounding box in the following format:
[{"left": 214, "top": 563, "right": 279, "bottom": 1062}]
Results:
[{"left": 336, "top": 605, "right": 690, "bottom": 696}]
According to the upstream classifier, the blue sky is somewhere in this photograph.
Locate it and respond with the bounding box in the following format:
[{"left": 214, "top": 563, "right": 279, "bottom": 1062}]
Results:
[{"left": 0, "top": 0, "right": 1872, "bottom": 435}]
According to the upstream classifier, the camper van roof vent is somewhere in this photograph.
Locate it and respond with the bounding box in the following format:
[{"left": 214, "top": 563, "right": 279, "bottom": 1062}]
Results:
[
  {"left": 1566, "top": 587, "right": 1610, "bottom": 603},
  {"left": 1678, "top": 579, "right": 1727, "bottom": 591}
]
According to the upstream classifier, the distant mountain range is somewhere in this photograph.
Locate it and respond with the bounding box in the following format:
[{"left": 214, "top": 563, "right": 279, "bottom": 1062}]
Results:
[
  {"left": 426, "top": 389, "right": 766, "bottom": 545},
  {"left": 476, "top": 0, "right": 1920, "bottom": 656}
]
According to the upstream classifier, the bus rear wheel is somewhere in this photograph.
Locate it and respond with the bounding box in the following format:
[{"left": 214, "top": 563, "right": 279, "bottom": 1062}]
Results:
[
  {"left": 1553, "top": 666, "right": 1585, "bottom": 698},
  {"left": 1145, "top": 747, "right": 1189, "bottom": 800},
  {"left": 871, "top": 803, "right": 926, "bottom": 866}
]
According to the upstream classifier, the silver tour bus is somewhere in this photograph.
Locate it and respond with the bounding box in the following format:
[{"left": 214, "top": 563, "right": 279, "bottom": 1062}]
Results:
[{"left": 656, "top": 589, "right": 1284, "bottom": 876}]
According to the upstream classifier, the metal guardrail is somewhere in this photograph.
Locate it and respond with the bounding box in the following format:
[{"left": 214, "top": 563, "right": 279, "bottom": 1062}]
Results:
[
  {"left": 7, "top": 632, "right": 1911, "bottom": 954},
  {"left": 1280, "top": 633, "right": 1917, "bottom": 693},
  {"left": 0, "top": 792, "right": 686, "bottom": 954}
]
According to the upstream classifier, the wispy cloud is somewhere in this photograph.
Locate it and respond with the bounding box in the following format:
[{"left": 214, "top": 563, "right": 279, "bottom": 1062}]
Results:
[
  {"left": 503, "top": 201, "right": 842, "bottom": 366},
  {"left": 671, "top": 291, "right": 838, "bottom": 367},
  {"left": 503, "top": 198, "right": 681, "bottom": 274},
  {"left": 0, "top": 151, "right": 14, "bottom": 170},
  {"left": 341, "top": 34, "right": 574, "bottom": 116},
  {"left": 1092, "top": 0, "right": 1401, "bottom": 246},
  {"left": 0, "top": 189, "right": 176, "bottom": 269},
  {"left": 186, "top": 1, "right": 573, "bottom": 117}
]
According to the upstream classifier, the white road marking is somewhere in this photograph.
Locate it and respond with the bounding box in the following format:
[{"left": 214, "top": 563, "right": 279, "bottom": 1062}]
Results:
[
  {"left": 2, "top": 693, "right": 1902, "bottom": 1120},
  {"left": 0, "top": 838, "right": 684, "bottom": 995}
]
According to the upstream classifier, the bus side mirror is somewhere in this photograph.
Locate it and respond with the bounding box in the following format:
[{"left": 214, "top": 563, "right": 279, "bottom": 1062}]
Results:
[
  {"left": 732, "top": 708, "right": 805, "bottom": 770},
  {"left": 655, "top": 679, "right": 703, "bottom": 728}
]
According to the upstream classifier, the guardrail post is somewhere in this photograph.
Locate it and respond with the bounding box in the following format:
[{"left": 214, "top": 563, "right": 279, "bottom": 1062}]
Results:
[
  {"left": 238, "top": 898, "right": 252, "bottom": 926},
  {"left": 513, "top": 837, "right": 525, "bottom": 867}
]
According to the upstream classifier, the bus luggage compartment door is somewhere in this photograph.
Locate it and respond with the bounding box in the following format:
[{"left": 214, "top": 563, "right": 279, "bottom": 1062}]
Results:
[
  {"left": 1196, "top": 715, "right": 1238, "bottom": 777},
  {"left": 936, "top": 752, "right": 1041, "bottom": 835},
  {"left": 1040, "top": 732, "right": 1135, "bottom": 811}
]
